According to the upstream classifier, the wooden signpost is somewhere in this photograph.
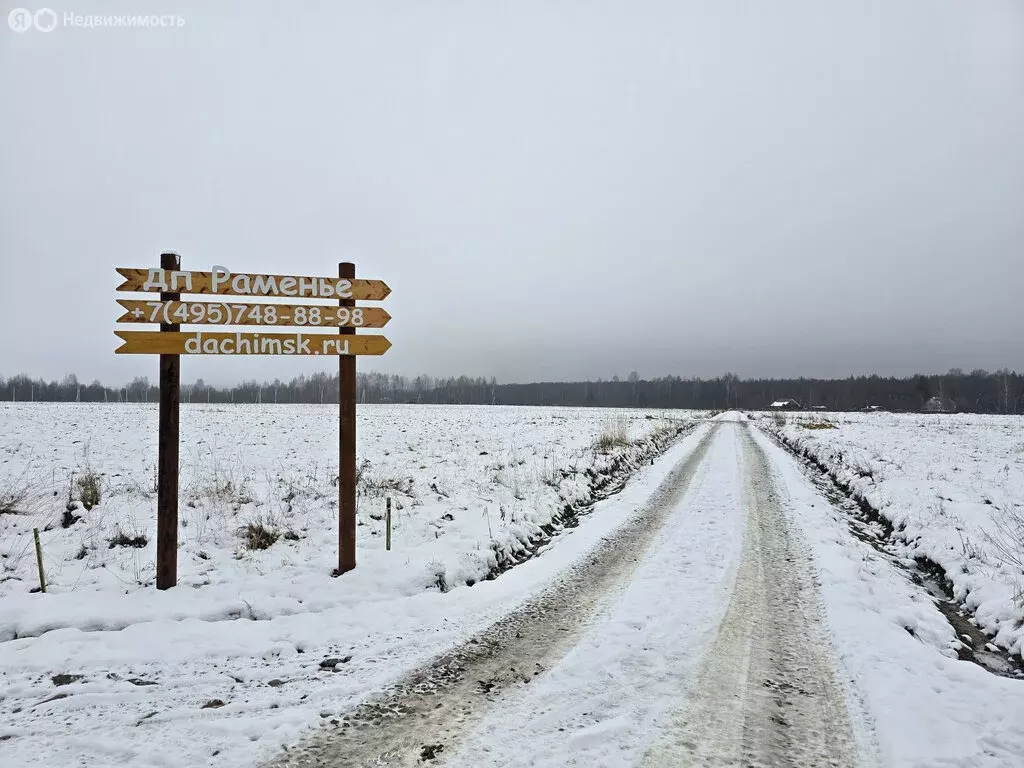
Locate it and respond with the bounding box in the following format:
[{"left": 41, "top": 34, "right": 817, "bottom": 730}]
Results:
[{"left": 115, "top": 255, "right": 391, "bottom": 589}]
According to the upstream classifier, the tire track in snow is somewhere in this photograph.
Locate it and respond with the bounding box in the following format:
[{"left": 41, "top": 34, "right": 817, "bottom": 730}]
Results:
[
  {"left": 266, "top": 424, "right": 719, "bottom": 767},
  {"left": 645, "top": 422, "right": 859, "bottom": 768},
  {"left": 438, "top": 413, "right": 745, "bottom": 768}
]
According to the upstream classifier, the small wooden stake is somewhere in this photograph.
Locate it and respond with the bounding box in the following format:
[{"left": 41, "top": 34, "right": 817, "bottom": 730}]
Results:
[
  {"left": 386, "top": 497, "right": 392, "bottom": 552},
  {"left": 33, "top": 528, "right": 46, "bottom": 593}
]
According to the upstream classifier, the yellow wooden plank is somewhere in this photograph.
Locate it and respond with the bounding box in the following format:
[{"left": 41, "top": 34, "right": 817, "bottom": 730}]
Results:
[
  {"left": 116, "top": 299, "right": 391, "bottom": 328},
  {"left": 115, "top": 268, "right": 390, "bottom": 301},
  {"left": 114, "top": 331, "right": 391, "bottom": 356}
]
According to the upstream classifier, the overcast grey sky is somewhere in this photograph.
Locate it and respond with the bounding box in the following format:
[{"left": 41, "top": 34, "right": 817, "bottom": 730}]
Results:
[{"left": 2, "top": 0, "right": 1022, "bottom": 385}]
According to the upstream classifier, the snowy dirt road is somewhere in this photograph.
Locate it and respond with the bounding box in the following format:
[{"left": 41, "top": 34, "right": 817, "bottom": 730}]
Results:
[
  {"left": 270, "top": 424, "right": 719, "bottom": 767},
  {"left": 268, "top": 419, "right": 869, "bottom": 767},
  {"left": 644, "top": 424, "right": 858, "bottom": 768}
]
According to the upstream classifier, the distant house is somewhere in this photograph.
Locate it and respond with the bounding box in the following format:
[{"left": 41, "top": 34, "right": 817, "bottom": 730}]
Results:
[
  {"left": 810, "top": 405, "right": 828, "bottom": 411},
  {"left": 861, "top": 405, "right": 882, "bottom": 412},
  {"left": 923, "top": 396, "right": 956, "bottom": 414},
  {"left": 769, "top": 399, "right": 802, "bottom": 410}
]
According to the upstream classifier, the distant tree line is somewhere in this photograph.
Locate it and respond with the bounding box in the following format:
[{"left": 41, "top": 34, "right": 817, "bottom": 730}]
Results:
[{"left": 1, "top": 368, "right": 1021, "bottom": 413}]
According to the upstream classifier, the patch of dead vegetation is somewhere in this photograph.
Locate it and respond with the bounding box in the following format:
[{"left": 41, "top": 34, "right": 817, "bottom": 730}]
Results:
[
  {"left": 593, "top": 417, "right": 631, "bottom": 453},
  {"left": 108, "top": 527, "right": 148, "bottom": 549},
  {"left": 76, "top": 472, "right": 102, "bottom": 510},
  {"left": 239, "top": 515, "right": 280, "bottom": 551}
]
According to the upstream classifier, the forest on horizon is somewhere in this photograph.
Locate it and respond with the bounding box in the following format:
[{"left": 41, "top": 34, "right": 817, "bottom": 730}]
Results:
[{"left": 1, "top": 368, "right": 1021, "bottom": 414}]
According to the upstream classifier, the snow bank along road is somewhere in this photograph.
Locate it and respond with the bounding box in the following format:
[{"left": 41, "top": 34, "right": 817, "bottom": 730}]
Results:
[{"left": 273, "top": 415, "right": 975, "bottom": 768}]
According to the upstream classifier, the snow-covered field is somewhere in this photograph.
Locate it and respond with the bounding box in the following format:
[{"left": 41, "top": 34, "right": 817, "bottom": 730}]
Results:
[
  {"left": 755, "top": 411, "right": 1024, "bottom": 661},
  {"left": 0, "top": 402, "right": 695, "bottom": 766},
  {"left": 5, "top": 404, "right": 1023, "bottom": 768}
]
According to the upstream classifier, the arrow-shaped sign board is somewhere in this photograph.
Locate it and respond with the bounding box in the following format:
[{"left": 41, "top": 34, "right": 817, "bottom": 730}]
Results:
[
  {"left": 116, "top": 267, "right": 390, "bottom": 301},
  {"left": 116, "top": 299, "right": 391, "bottom": 328},
  {"left": 115, "top": 330, "right": 391, "bottom": 356}
]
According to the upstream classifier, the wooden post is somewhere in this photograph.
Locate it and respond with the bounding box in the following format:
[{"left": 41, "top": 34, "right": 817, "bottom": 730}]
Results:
[
  {"left": 338, "top": 262, "right": 357, "bottom": 574},
  {"left": 33, "top": 528, "right": 46, "bottom": 593},
  {"left": 386, "top": 497, "right": 392, "bottom": 552},
  {"left": 156, "top": 252, "right": 181, "bottom": 590}
]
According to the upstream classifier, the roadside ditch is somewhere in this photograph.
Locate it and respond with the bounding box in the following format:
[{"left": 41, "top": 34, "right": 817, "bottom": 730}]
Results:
[
  {"left": 755, "top": 421, "right": 1024, "bottom": 680},
  {"left": 482, "top": 419, "right": 698, "bottom": 584}
]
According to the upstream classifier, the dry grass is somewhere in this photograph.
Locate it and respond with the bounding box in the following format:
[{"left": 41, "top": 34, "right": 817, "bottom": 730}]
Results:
[
  {"left": 357, "top": 461, "right": 415, "bottom": 498},
  {"left": 984, "top": 491, "right": 1024, "bottom": 605},
  {"left": 0, "top": 475, "right": 32, "bottom": 515},
  {"left": 593, "top": 417, "right": 631, "bottom": 453},
  {"left": 183, "top": 446, "right": 254, "bottom": 510},
  {"left": 240, "top": 515, "right": 280, "bottom": 551},
  {"left": 76, "top": 472, "right": 102, "bottom": 510},
  {"left": 108, "top": 527, "right": 148, "bottom": 549},
  {"left": 800, "top": 421, "right": 838, "bottom": 430}
]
